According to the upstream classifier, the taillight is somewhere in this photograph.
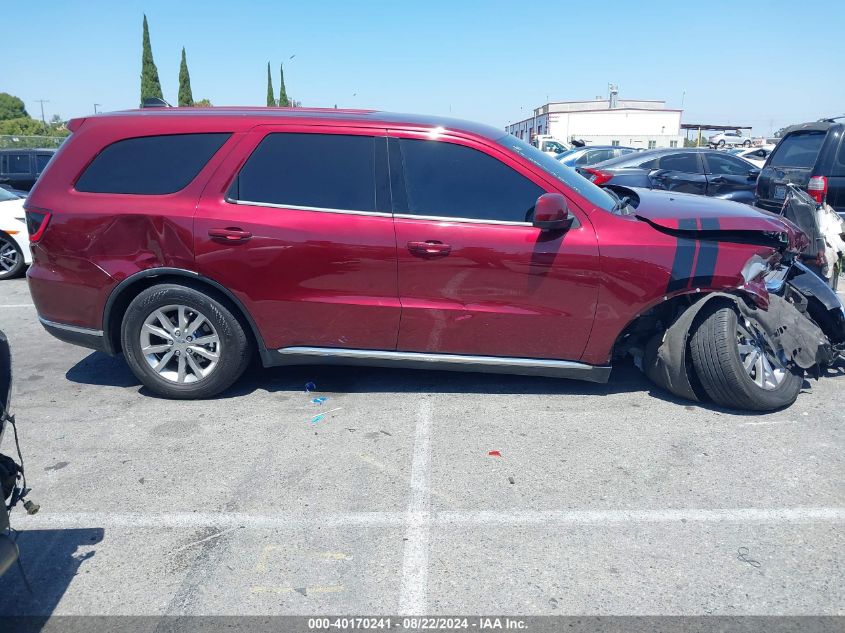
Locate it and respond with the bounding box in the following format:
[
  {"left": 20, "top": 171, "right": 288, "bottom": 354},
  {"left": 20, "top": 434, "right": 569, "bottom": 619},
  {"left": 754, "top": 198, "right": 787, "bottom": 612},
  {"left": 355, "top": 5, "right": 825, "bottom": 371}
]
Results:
[
  {"left": 584, "top": 167, "right": 613, "bottom": 186},
  {"left": 807, "top": 175, "right": 827, "bottom": 204},
  {"left": 25, "top": 210, "right": 52, "bottom": 242}
]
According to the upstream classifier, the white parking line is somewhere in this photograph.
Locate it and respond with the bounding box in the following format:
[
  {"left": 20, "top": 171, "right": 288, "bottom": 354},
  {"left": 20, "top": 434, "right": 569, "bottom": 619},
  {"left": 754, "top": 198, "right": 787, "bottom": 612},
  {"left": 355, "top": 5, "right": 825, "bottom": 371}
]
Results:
[
  {"left": 0, "top": 304, "right": 34, "bottom": 308},
  {"left": 398, "top": 399, "right": 433, "bottom": 616},
  {"left": 20, "top": 507, "right": 845, "bottom": 530}
]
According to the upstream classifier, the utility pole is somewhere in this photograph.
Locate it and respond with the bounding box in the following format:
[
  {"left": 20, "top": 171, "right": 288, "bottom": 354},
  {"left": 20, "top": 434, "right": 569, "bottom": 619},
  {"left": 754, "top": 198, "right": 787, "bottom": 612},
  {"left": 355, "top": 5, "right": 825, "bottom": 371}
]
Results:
[
  {"left": 35, "top": 99, "right": 50, "bottom": 130},
  {"left": 94, "top": 104, "right": 101, "bottom": 114}
]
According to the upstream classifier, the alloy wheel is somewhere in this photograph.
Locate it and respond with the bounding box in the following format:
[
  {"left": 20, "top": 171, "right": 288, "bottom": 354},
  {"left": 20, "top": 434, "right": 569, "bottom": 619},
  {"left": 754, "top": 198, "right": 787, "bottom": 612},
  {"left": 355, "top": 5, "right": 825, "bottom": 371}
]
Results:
[
  {"left": 0, "top": 236, "right": 20, "bottom": 274},
  {"left": 139, "top": 304, "right": 221, "bottom": 384},
  {"left": 735, "top": 318, "right": 786, "bottom": 390}
]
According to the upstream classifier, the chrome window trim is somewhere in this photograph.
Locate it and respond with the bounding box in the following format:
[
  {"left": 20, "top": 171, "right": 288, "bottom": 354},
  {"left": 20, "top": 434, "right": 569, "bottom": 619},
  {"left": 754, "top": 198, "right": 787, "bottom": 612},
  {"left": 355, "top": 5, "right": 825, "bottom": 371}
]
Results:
[
  {"left": 231, "top": 199, "right": 392, "bottom": 218},
  {"left": 38, "top": 316, "right": 104, "bottom": 337},
  {"left": 393, "top": 213, "right": 532, "bottom": 227}
]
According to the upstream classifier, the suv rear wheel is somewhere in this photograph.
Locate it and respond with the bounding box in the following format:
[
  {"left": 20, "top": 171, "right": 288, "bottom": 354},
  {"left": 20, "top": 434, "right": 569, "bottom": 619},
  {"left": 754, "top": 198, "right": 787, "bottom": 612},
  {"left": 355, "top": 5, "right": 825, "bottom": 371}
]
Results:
[
  {"left": 0, "top": 233, "right": 25, "bottom": 280},
  {"left": 689, "top": 301, "right": 802, "bottom": 411},
  {"left": 121, "top": 284, "right": 251, "bottom": 399}
]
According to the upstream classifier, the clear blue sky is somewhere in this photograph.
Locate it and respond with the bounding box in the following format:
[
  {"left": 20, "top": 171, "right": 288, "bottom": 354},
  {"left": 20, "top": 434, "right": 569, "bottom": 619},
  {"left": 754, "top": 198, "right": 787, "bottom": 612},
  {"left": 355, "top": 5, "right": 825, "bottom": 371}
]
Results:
[{"left": 3, "top": 0, "right": 844, "bottom": 136}]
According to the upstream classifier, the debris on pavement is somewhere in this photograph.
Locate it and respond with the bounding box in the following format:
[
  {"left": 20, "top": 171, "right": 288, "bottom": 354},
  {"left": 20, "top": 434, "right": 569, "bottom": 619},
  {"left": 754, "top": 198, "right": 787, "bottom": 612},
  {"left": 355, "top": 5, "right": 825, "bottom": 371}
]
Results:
[
  {"left": 310, "top": 408, "right": 343, "bottom": 425},
  {"left": 311, "top": 397, "right": 328, "bottom": 405},
  {"left": 737, "top": 547, "right": 762, "bottom": 568},
  {"left": 488, "top": 450, "right": 502, "bottom": 458}
]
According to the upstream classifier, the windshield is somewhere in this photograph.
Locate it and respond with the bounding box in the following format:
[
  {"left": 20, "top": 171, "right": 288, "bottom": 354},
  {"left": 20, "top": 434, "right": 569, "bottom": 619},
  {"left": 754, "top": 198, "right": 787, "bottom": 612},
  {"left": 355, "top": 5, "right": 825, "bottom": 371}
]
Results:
[
  {"left": 0, "top": 187, "right": 20, "bottom": 202},
  {"left": 497, "top": 134, "right": 616, "bottom": 211}
]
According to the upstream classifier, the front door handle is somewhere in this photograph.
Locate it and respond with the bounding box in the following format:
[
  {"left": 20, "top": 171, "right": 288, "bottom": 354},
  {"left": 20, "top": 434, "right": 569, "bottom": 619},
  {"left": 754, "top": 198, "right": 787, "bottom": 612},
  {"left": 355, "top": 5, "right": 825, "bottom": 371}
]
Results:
[
  {"left": 208, "top": 227, "right": 253, "bottom": 242},
  {"left": 407, "top": 240, "right": 451, "bottom": 257}
]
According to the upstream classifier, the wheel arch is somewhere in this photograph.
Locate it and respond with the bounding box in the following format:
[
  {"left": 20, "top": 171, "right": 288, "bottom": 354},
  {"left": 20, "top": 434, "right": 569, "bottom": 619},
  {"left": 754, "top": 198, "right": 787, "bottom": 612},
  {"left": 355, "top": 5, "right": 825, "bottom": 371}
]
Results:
[
  {"left": 613, "top": 290, "right": 752, "bottom": 402},
  {"left": 102, "top": 268, "right": 272, "bottom": 364}
]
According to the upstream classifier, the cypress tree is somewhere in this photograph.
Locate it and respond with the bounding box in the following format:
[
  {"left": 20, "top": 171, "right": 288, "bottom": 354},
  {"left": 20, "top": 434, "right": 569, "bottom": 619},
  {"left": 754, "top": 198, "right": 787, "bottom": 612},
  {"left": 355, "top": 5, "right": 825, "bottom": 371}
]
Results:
[
  {"left": 140, "top": 14, "right": 164, "bottom": 105},
  {"left": 278, "top": 63, "right": 290, "bottom": 107},
  {"left": 178, "top": 47, "right": 194, "bottom": 106},
  {"left": 266, "top": 62, "right": 275, "bottom": 107}
]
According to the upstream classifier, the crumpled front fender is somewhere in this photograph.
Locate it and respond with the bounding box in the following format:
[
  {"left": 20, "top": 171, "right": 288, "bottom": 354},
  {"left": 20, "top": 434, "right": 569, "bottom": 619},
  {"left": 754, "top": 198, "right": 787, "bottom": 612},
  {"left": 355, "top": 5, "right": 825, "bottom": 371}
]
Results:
[{"left": 643, "top": 291, "right": 832, "bottom": 401}]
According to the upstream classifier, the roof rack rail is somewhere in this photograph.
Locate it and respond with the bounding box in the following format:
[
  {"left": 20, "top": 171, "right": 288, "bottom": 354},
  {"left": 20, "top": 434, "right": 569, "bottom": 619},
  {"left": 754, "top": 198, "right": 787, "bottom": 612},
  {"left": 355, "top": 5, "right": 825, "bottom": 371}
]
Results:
[
  {"left": 141, "top": 97, "right": 171, "bottom": 109},
  {"left": 818, "top": 114, "right": 845, "bottom": 122}
]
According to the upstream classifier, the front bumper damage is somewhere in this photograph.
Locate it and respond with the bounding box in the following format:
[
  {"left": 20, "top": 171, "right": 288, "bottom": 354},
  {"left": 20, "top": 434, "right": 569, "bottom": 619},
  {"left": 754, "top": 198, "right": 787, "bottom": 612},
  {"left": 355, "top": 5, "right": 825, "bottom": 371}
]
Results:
[{"left": 644, "top": 286, "right": 836, "bottom": 403}]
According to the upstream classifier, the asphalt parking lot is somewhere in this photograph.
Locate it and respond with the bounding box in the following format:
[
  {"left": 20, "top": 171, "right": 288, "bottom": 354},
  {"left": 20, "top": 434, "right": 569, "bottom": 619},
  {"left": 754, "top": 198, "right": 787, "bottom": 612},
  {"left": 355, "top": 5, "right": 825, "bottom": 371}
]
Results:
[{"left": 0, "top": 276, "right": 842, "bottom": 616}]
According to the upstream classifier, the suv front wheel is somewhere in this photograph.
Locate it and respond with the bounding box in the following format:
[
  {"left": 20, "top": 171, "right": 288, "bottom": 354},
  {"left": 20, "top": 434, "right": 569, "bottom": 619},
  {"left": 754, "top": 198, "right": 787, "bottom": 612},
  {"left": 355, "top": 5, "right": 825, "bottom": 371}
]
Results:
[
  {"left": 689, "top": 301, "right": 802, "bottom": 411},
  {"left": 121, "top": 284, "right": 252, "bottom": 399}
]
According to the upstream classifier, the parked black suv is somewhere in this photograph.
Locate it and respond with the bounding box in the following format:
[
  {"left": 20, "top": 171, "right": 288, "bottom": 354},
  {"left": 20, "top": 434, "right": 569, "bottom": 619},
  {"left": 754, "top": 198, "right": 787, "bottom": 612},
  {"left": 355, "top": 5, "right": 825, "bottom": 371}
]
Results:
[
  {"left": 755, "top": 119, "right": 845, "bottom": 218},
  {"left": 0, "top": 149, "right": 55, "bottom": 191}
]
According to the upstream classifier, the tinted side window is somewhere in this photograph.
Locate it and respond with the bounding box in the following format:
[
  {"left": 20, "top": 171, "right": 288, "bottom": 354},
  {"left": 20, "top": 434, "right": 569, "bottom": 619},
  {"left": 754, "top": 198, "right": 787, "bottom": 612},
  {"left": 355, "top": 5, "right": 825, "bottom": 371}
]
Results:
[
  {"left": 36, "top": 154, "right": 52, "bottom": 173},
  {"left": 659, "top": 153, "right": 701, "bottom": 173},
  {"left": 586, "top": 149, "right": 615, "bottom": 164},
  {"left": 6, "top": 154, "right": 31, "bottom": 174},
  {"left": 705, "top": 153, "right": 753, "bottom": 175},
  {"left": 235, "top": 133, "right": 377, "bottom": 211},
  {"left": 769, "top": 132, "right": 825, "bottom": 168},
  {"left": 832, "top": 132, "right": 845, "bottom": 177},
  {"left": 76, "top": 134, "right": 230, "bottom": 195},
  {"left": 399, "top": 138, "right": 544, "bottom": 222}
]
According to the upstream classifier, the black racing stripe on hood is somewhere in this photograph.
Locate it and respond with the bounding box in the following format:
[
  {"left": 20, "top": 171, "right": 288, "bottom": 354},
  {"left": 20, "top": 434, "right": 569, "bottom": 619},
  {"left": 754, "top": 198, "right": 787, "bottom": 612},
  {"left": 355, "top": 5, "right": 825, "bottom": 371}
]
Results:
[
  {"left": 666, "top": 218, "right": 697, "bottom": 292},
  {"left": 689, "top": 217, "right": 720, "bottom": 287}
]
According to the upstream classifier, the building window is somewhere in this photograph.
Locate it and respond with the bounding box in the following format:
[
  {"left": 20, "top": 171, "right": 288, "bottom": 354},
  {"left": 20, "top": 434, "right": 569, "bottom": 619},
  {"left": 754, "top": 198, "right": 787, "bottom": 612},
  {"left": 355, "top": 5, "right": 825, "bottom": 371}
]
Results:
[
  {"left": 648, "top": 140, "right": 657, "bottom": 149},
  {"left": 611, "top": 140, "right": 620, "bottom": 147},
  {"left": 669, "top": 140, "right": 678, "bottom": 148}
]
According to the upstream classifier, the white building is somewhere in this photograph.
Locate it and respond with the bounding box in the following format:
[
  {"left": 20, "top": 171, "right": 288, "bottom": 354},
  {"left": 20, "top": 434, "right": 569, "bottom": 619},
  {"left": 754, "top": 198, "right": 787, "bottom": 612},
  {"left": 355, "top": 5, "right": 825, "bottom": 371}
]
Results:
[{"left": 506, "top": 96, "right": 684, "bottom": 150}]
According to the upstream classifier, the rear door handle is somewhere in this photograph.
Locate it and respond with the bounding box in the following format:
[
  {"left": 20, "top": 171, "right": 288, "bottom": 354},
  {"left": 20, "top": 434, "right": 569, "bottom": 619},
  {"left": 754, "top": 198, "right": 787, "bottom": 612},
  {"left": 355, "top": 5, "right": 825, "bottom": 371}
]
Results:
[
  {"left": 407, "top": 240, "right": 451, "bottom": 256},
  {"left": 208, "top": 227, "right": 252, "bottom": 242}
]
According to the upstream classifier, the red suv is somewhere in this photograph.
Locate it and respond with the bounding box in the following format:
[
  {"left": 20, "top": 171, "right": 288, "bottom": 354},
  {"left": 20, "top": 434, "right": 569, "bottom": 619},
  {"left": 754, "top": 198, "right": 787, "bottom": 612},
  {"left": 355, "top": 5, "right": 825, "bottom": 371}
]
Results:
[{"left": 23, "top": 108, "right": 844, "bottom": 410}]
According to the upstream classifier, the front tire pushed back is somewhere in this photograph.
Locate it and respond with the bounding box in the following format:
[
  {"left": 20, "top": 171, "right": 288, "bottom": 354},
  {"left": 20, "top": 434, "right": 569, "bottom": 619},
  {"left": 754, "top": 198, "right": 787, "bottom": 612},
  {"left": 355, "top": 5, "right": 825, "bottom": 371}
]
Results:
[
  {"left": 121, "top": 284, "right": 251, "bottom": 399},
  {"left": 689, "top": 300, "right": 802, "bottom": 411}
]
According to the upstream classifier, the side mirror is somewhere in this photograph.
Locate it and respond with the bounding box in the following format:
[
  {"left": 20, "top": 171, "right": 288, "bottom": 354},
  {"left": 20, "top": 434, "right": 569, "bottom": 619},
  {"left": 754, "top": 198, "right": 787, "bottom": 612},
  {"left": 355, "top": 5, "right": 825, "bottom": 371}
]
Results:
[
  {"left": 532, "top": 193, "right": 572, "bottom": 231},
  {"left": 748, "top": 169, "right": 760, "bottom": 179}
]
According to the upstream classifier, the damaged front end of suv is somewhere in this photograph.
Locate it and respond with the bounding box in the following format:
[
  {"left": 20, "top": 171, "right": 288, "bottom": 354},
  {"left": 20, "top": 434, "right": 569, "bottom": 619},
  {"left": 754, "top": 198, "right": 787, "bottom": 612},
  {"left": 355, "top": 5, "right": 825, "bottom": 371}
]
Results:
[{"left": 609, "top": 188, "right": 845, "bottom": 411}]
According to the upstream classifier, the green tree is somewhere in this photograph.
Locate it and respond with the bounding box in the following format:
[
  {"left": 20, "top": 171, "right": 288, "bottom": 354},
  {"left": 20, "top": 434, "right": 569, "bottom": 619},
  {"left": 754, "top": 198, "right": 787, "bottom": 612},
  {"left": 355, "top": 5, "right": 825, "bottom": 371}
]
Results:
[
  {"left": 0, "top": 117, "right": 48, "bottom": 136},
  {"left": 278, "top": 63, "right": 290, "bottom": 107},
  {"left": 194, "top": 99, "right": 213, "bottom": 107},
  {"left": 140, "top": 14, "right": 164, "bottom": 105},
  {"left": 266, "top": 62, "right": 275, "bottom": 106},
  {"left": 178, "top": 47, "right": 194, "bottom": 106},
  {"left": 0, "top": 93, "right": 28, "bottom": 121}
]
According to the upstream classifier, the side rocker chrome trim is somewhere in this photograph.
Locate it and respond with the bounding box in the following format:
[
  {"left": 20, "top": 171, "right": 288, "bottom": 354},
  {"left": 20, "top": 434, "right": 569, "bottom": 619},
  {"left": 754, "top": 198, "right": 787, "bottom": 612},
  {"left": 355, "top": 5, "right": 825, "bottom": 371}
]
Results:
[
  {"left": 38, "top": 317, "right": 104, "bottom": 337},
  {"left": 274, "top": 346, "right": 611, "bottom": 383}
]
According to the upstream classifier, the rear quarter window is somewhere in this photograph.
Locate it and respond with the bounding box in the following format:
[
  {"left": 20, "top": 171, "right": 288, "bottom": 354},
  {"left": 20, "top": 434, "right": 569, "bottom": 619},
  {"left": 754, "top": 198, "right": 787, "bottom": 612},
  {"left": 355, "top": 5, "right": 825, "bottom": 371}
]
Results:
[
  {"left": 75, "top": 133, "right": 231, "bottom": 195},
  {"left": 769, "top": 132, "right": 825, "bottom": 169}
]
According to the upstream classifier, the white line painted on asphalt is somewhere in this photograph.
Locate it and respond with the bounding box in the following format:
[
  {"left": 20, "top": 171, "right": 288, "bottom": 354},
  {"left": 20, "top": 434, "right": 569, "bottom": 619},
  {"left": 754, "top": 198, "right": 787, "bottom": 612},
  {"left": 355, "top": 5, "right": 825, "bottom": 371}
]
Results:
[
  {"left": 22, "top": 511, "right": 405, "bottom": 529},
  {"left": 0, "top": 304, "right": 35, "bottom": 308},
  {"left": 398, "top": 399, "right": 433, "bottom": 616},
  {"left": 435, "top": 507, "right": 845, "bottom": 525},
  {"left": 20, "top": 507, "right": 845, "bottom": 530}
]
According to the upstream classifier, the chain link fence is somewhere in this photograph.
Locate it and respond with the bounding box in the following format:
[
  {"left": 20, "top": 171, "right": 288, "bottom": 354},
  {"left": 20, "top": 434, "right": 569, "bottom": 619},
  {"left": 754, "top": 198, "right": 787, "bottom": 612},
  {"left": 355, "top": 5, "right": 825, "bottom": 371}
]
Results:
[{"left": 0, "top": 135, "right": 68, "bottom": 149}]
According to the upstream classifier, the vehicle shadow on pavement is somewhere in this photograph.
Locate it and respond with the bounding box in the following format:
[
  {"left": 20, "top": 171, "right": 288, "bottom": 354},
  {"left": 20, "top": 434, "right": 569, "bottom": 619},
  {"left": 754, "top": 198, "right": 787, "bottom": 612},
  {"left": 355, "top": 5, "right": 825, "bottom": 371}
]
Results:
[
  {"left": 0, "top": 528, "right": 105, "bottom": 616},
  {"left": 65, "top": 351, "right": 845, "bottom": 415}
]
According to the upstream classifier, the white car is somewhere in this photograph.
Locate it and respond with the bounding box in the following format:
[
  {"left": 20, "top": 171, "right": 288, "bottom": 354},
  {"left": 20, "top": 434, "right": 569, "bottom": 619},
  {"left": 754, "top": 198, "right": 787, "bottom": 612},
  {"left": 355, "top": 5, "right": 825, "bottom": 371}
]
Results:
[
  {"left": 709, "top": 130, "right": 753, "bottom": 148},
  {"left": 0, "top": 188, "right": 31, "bottom": 280},
  {"left": 728, "top": 145, "right": 776, "bottom": 169}
]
